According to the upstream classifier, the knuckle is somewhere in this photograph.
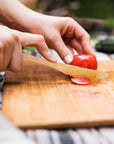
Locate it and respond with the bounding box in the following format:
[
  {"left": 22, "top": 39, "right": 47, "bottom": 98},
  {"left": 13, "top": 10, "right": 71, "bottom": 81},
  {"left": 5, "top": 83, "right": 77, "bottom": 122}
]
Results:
[
  {"left": 5, "top": 35, "right": 14, "bottom": 45},
  {"left": 37, "top": 35, "right": 44, "bottom": 42},
  {"left": 80, "top": 33, "right": 90, "bottom": 40},
  {"left": 82, "top": 33, "right": 90, "bottom": 41},
  {"left": 48, "top": 34, "right": 58, "bottom": 42},
  {"left": 59, "top": 49, "right": 67, "bottom": 58},
  {"left": 12, "top": 33, "right": 20, "bottom": 42},
  {"left": 43, "top": 49, "right": 50, "bottom": 55},
  {"left": 7, "top": 33, "right": 19, "bottom": 44}
]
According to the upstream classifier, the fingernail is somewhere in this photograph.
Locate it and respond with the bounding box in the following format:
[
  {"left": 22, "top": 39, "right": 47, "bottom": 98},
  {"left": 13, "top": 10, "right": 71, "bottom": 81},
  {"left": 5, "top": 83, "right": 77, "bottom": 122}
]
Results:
[{"left": 64, "top": 55, "right": 73, "bottom": 64}]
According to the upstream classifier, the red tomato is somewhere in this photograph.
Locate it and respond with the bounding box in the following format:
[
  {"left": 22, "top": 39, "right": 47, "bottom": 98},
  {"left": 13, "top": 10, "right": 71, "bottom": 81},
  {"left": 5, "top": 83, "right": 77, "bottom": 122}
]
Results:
[
  {"left": 71, "top": 77, "right": 91, "bottom": 85},
  {"left": 70, "top": 54, "right": 97, "bottom": 70}
]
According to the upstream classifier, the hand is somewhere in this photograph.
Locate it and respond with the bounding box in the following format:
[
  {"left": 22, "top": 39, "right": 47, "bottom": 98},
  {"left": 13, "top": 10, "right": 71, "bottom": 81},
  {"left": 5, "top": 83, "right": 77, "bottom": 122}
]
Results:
[
  {"left": 0, "top": 25, "right": 56, "bottom": 72},
  {"left": 29, "top": 14, "right": 95, "bottom": 63},
  {"left": 0, "top": 0, "right": 95, "bottom": 63},
  {"left": 0, "top": 25, "right": 22, "bottom": 72}
]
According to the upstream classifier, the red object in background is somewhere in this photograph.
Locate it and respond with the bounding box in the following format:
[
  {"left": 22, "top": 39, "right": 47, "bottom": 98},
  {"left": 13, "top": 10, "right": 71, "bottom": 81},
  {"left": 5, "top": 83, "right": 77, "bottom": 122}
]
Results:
[
  {"left": 71, "top": 77, "right": 91, "bottom": 85},
  {"left": 70, "top": 54, "right": 97, "bottom": 70}
]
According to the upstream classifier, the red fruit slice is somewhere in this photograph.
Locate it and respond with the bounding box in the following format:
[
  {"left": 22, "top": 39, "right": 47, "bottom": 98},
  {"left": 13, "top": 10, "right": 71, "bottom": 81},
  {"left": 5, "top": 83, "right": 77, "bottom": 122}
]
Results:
[{"left": 71, "top": 77, "right": 91, "bottom": 85}]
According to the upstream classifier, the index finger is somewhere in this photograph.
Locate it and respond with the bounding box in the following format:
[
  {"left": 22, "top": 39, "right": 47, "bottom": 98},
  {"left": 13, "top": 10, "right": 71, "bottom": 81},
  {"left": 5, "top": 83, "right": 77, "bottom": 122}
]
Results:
[{"left": 74, "top": 21, "right": 95, "bottom": 56}]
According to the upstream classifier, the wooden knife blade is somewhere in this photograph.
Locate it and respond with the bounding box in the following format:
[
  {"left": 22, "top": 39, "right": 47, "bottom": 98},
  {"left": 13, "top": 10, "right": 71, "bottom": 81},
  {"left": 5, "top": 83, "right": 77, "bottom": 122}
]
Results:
[{"left": 23, "top": 53, "right": 109, "bottom": 80}]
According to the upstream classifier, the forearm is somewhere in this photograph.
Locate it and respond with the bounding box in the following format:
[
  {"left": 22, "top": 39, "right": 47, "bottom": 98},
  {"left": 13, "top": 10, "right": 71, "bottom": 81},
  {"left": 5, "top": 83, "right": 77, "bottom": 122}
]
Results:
[{"left": 0, "top": 0, "right": 39, "bottom": 32}]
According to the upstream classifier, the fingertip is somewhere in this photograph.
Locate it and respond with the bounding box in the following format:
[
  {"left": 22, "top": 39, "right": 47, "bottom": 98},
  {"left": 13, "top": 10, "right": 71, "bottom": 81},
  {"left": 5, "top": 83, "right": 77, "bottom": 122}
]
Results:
[
  {"left": 49, "top": 54, "right": 57, "bottom": 63},
  {"left": 63, "top": 55, "right": 73, "bottom": 64},
  {"left": 45, "top": 51, "right": 57, "bottom": 63}
]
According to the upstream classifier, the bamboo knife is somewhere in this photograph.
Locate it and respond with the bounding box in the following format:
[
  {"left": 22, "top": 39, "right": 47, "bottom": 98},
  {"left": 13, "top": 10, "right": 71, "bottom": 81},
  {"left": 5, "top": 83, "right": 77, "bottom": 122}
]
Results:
[{"left": 23, "top": 53, "right": 109, "bottom": 80}]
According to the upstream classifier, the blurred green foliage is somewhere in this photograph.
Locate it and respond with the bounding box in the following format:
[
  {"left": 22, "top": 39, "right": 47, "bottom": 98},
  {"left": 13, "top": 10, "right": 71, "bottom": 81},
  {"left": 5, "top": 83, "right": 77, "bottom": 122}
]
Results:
[
  {"left": 106, "top": 18, "right": 114, "bottom": 28},
  {"left": 23, "top": 46, "right": 36, "bottom": 51},
  {"left": 62, "top": 0, "right": 114, "bottom": 19},
  {"left": 34, "top": 0, "right": 40, "bottom": 10}
]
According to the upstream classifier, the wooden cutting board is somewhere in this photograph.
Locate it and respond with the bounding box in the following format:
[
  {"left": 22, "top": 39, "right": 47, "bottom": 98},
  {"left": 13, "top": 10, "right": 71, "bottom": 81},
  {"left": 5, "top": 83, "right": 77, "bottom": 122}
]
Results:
[{"left": 2, "top": 58, "right": 114, "bottom": 129}]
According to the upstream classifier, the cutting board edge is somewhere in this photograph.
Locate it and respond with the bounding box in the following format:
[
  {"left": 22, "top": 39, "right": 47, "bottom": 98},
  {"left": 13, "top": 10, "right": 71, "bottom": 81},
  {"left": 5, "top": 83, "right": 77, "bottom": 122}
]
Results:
[{"left": 12, "top": 119, "right": 114, "bottom": 129}]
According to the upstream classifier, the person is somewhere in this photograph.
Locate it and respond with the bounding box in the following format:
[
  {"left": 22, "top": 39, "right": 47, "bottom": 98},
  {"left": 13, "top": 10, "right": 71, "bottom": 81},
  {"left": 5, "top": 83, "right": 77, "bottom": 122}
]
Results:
[{"left": 0, "top": 0, "right": 95, "bottom": 72}]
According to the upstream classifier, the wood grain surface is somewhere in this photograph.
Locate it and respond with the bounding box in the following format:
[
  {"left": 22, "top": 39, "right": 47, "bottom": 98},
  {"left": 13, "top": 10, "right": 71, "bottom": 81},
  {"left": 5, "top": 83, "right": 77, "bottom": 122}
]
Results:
[{"left": 2, "top": 58, "right": 114, "bottom": 129}]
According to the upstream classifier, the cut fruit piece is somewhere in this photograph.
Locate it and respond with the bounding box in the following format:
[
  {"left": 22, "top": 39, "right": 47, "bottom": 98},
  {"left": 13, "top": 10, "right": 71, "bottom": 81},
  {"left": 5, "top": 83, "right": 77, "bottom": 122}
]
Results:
[
  {"left": 71, "top": 77, "right": 91, "bottom": 85},
  {"left": 70, "top": 54, "right": 97, "bottom": 70}
]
